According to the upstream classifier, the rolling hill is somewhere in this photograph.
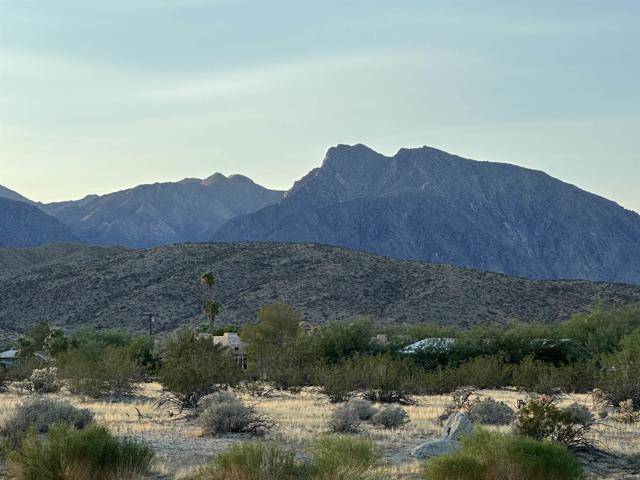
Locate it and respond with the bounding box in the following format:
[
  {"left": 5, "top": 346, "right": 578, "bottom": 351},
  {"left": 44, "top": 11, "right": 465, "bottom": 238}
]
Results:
[{"left": 1, "top": 242, "right": 638, "bottom": 339}]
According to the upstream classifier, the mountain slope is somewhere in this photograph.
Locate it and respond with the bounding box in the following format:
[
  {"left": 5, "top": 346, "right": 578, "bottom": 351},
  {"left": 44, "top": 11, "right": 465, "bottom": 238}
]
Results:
[
  {"left": 0, "top": 243, "right": 639, "bottom": 338},
  {"left": 212, "top": 144, "right": 640, "bottom": 284},
  {"left": 0, "top": 243, "right": 127, "bottom": 279},
  {"left": 0, "top": 198, "right": 78, "bottom": 248},
  {"left": 43, "top": 174, "right": 284, "bottom": 247},
  {"left": 0, "top": 185, "right": 35, "bottom": 205}
]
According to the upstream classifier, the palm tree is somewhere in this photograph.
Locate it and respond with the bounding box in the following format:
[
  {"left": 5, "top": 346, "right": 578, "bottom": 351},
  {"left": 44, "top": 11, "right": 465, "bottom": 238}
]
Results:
[
  {"left": 203, "top": 300, "right": 221, "bottom": 329},
  {"left": 201, "top": 273, "right": 218, "bottom": 329}
]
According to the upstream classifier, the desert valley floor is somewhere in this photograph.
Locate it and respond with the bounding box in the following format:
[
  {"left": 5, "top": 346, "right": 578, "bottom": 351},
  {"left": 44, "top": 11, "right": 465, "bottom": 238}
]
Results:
[{"left": 1, "top": 384, "right": 638, "bottom": 480}]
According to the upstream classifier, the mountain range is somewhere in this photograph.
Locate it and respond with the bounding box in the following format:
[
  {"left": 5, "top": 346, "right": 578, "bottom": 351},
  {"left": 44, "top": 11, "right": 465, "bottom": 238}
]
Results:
[
  {"left": 1, "top": 242, "right": 639, "bottom": 340},
  {"left": 213, "top": 145, "right": 640, "bottom": 284},
  {"left": 0, "top": 197, "right": 78, "bottom": 248},
  {"left": 1, "top": 144, "right": 639, "bottom": 284}
]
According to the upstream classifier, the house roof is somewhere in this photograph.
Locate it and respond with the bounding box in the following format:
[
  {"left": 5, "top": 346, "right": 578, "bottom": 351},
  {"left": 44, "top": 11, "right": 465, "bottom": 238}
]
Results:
[
  {"left": 0, "top": 349, "right": 19, "bottom": 359},
  {"left": 400, "top": 338, "right": 456, "bottom": 354}
]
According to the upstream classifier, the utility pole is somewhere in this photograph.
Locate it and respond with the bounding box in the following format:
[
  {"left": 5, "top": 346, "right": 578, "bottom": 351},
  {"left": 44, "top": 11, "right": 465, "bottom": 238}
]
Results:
[{"left": 143, "top": 312, "right": 158, "bottom": 336}]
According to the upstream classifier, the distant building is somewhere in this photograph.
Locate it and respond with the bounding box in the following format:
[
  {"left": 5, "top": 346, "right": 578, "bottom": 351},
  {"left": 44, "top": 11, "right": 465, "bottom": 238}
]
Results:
[
  {"left": 399, "top": 338, "right": 457, "bottom": 355},
  {"left": 212, "top": 332, "right": 247, "bottom": 369},
  {"left": 0, "top": 349, "right": 20, "bottom": 367},
  {"left": 298, "top": 321, "right": 317, "bottom": 335}
]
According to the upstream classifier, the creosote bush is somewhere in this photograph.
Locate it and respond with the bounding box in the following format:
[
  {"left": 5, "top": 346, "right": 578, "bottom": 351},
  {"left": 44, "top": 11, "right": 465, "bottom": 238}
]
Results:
[
  {"left": 346, "top": 399, "right": 378, "bottom": 421},
  {"left": 62, "top": 346, "right": 140, "bottom": 398},
  {"left": 327, "top": 404, "right": 361, "bottom": 433},
  {"left": 424, "top": 429, "right": 582, "bottom": 480},
  {"left": 158, "top": 330, "right": 241, "bottom": 409},
  {"left": 7, "top": 424, "right": 153, "bottom": 480},
  {"left": 1, "top": 398, "right": 93, "bottom": 448},
  {"left": 515, "top": 396, "right": 594, "bottom": 448},
  {"left": 467, "top": 398, "right": 516, "bottom": 425},
  {"left": 370, "top": 406, "right": 409, "bottom": 429},
  {"left": 199, "top": 399, "right": 274, "bottom": 435}
]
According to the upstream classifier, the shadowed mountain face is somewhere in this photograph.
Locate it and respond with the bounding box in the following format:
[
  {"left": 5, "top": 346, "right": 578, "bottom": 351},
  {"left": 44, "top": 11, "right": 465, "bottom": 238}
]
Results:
[
  {"left": 0, "top": 198, "right": 78, "bottom": 248},
  {"left": 212, "top": 144, "right": 640, "bottom": 284},
  {"left": 1, "top": 242, "right": 639, "bottom": 338},
  {"left": 42, "top": 174, "right": 284, "bottom": 247}
]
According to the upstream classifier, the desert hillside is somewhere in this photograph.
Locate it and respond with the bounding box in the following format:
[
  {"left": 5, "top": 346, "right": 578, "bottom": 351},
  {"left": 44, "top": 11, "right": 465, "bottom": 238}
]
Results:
[{"left": 1, "top": 242, "right": 639, "bottom": 338}]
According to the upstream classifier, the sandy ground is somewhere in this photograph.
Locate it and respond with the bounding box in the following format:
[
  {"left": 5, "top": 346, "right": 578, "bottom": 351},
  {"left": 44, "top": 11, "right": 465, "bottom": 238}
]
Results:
[{"left": 0, "top": 384, "right": 638, "bottom": 479}]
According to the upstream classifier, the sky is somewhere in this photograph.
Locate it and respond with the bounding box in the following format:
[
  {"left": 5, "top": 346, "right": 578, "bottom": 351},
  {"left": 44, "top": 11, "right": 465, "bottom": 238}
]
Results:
[{"left": 1, "top": 1, "right": 639, "bottom": 211}]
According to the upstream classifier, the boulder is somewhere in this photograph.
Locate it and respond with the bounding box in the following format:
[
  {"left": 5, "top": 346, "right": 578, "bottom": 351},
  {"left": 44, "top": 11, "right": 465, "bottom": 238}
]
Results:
[
  {"left": 412, "top": 412, "right": 475, "bottom": 460},
  {"left": 412, "top": 439, "right": 460, "bottom": 460},
  {"left": 441, "top": 412, "right": 474, "bottom": 441}
]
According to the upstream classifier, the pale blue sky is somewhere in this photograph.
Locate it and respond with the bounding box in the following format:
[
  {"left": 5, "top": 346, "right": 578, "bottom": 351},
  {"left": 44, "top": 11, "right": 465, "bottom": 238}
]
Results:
[{"left": 1, "top": 1, "right": 639, "bottom": 211}]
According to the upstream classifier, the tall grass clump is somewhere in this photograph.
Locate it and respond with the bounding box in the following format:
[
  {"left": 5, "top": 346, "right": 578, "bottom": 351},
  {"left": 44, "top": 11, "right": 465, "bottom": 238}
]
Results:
[
  {"left": 196, "top": 441, "right": 301, "bottom": 480},
  {"left": 7, "top": 424, "right": 154, "bottom": 480},
  {"left": 309, "top": 436, "right": 380, "bottom": 480},
  {"left": 424, "top": 429, "right": 582, "bottom": 480}
]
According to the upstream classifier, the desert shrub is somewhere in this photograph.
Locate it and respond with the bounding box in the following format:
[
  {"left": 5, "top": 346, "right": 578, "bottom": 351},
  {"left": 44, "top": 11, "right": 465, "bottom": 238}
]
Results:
[
  {"left": 196, "top": 441, "right": 301, "bottom": 480},
  {"left": 199, "top": 390, "right": 239, "bottom": 410},
  {"left": 315, "top": 354, "right": 420, "bottom": 404},
  {"left": 615, "top": 399, "right": 640, "bottom": 424},
  {"left": 242, "top": 302, "right": 316, "bottom": 391},
  {"left": 424, "top": 429, "right": 582, "bottom": 480},
  {"left": 1, "top": 398, "right": 93, "bottom": 448},
  {"left": 510, "top": 356, "right": 599, "bottom": 394},
  {"left": 199, "top": 400, "right": 274, "bottom": 435},
  {"left": 309, "top": 436, "right": 379, "bottom": 480},
  {"left": 451, "top": 356, "right": 512, "bottom": 390},
  {"left": 158, "top": 329, "right": 242, "bottom": 409},
  {"left": 515, "top": 396, "right": 594, "bottom": 448},
  {"left": 559, "top": 303, "right": 640, "bottom": 355},
  {"left": 598, "top": 350, "right": 640, "bottom": 410},
  {"left": 467, "top": 398, "right": 515, "bottom": 425},
  {"left": 29, "top": 367, "right": 60, "bottom": 394},
  {"left": 8, "top": 424, "right": 153, "bottom": 480},
  {"left": 313, "top": 362, "right": 356, "bottom": 403},
  {"left": 346, "top": 399, "right": 378, "bottom": 421},
  {"left": 327, "top": 404, "right": 361, "bottom": 433},
  {"left": 62, "top": 346, "right": 140, "bottom": 398},
  {"left": 311, "top": 317, "right": 378, "bottom": 366},
  {"left": 370, "top": 406, "right": 409, "bottom": 429},
  {"left": 436, "top": 387, "right": 478, "bottom": 425}
]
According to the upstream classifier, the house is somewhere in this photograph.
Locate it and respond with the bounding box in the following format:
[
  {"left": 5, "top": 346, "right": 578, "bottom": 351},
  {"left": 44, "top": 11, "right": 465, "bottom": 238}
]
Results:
[
  {"left": 400, "top": 338, "right": 457, "bottom": 355},
  {"left": 0, "top": 349, "right": 50, "bottom": 368},
  {"left": 213, "top": 332, "right": 247, "bottom": 369},
  {"left": 0, "top": 349, "right": 20, "bottom": 367}
]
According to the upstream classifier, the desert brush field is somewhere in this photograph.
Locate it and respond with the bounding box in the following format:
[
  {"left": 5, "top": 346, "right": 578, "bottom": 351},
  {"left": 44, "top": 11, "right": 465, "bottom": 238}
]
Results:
[{"left": 1, "top": 383, "right": 638, "bottom": 480}]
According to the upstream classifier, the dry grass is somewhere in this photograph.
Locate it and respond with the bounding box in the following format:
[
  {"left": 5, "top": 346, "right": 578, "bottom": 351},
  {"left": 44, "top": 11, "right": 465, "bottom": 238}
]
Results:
[{"left": 1, "top": 384, "right": 638, "bottom": 479}]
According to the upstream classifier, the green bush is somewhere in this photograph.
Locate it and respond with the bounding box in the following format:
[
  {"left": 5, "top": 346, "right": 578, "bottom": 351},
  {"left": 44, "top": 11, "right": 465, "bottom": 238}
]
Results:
[
  {"left": 1, "top": 398, "right": 93, "bottom": 448},
  {"left": 467, "top": 398, "right": 515, "bottom": 425},
  {"left": 370, "top": 406, "right": 409, "bottom": 429},
  {"left": 158, "top": 330, "right": 241, "bottom": 409},
  {"left": 424, "top": 429, "right": 582, "bottom": 480},
  {"left": 309, "top": 436, "right": 380, "bottom": 480},
  {"left": 599, "top": 348, "right": 640, "bottom": 410},
  {"left": 199, "top": 400, "right": 274, "bottom": 435},
  {"left": 62, "top": 346, "right": 141, "bottom": 398},
  {"left": 7, "top": 424, "right": 153, "bottom": 480},
  {"left": 316, "top": 354, "right": 419, "bottom": 404},
  {"left": 196, "top": 441, "right": 301, "bottom": 480},
  {"left": 515, "top": 397, "right": 594, "bottom": 448}
]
